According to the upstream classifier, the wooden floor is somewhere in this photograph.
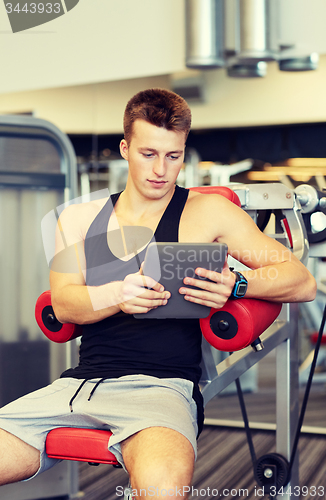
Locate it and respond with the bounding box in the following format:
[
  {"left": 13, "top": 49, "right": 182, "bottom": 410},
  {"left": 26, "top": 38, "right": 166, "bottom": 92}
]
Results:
[
  {"left": 78, "top": 351, "right": 326, "bottom": 500},
  {"left": 79, "top": 429, "right": 326, "bottom": 500}
]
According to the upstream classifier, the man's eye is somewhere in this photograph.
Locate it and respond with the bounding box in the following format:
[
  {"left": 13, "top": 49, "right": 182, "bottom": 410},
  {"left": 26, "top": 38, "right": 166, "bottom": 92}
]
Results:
[
  {"left": 169, "top": 155, "right": 179, "bottom": 160},
  {"left": 143, "top": 153, "right": 154, "bottom": 158}
]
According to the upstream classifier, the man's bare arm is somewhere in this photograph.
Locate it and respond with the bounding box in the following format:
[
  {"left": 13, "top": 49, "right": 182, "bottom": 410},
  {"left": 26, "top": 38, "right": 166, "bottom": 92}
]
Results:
[
  {"left": 49, "top": 204, "right": 169, "bottom": 325},
  {"left": 179, "top": 195, "right": 316, "bottom": 308}
]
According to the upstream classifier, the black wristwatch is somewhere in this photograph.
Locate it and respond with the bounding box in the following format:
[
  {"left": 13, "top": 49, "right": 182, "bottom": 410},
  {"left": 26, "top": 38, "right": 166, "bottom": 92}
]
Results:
[{"left": 229, "top": 268, "right": 248, "bottom": 299}]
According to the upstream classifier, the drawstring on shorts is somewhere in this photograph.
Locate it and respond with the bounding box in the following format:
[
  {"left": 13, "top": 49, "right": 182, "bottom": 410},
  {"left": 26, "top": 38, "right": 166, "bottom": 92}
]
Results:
[{"left": 69, "top": 378, "right": 107, "bottom": 412}]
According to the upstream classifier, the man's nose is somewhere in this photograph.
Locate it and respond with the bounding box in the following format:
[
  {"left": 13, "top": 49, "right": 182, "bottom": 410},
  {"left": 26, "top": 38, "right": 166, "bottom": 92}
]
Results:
[{"left": 153, "top": 156, "right": 166, "bottom": 176}]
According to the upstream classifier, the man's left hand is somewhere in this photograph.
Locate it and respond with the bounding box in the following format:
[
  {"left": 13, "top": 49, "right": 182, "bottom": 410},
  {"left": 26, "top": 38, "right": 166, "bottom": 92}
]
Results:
[{"left": 178, "top": 261, "right": 236, "bottom": 309}]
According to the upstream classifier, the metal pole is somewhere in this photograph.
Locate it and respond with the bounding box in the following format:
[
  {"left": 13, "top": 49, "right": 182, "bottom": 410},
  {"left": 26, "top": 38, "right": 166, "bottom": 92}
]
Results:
[{"left": 276, "top": 303, "right": 299, "bottom": 499}]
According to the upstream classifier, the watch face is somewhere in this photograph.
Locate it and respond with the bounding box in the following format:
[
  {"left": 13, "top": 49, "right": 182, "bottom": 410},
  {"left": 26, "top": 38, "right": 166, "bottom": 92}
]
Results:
[{"left": 237, "top": 282, "right": 247, "bottom": 296}]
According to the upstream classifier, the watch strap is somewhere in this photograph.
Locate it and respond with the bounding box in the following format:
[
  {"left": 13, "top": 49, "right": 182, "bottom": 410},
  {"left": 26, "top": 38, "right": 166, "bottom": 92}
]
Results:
[{"left": 229, "top": 268, "right": 248, "bottom": 299}]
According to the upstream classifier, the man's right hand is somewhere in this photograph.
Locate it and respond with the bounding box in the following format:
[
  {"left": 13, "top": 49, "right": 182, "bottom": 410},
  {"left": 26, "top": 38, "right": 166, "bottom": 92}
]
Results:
[{"left": 118, "top": 268, "right": 170, "bottom": 315}]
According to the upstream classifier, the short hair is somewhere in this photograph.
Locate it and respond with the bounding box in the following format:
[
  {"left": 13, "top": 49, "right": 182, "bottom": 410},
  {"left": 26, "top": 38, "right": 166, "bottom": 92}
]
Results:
[{"left": 123, "top": 88, "right": 192, "bottom": 145}]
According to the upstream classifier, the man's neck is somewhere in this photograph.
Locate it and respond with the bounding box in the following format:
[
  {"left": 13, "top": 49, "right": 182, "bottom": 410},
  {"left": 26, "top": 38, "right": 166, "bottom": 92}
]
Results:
[{"left": 117, "top": 184, "right": 176, "bottom": 223}]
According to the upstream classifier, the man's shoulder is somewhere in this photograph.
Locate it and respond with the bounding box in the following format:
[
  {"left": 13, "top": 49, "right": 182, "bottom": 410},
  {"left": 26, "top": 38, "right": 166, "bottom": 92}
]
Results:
[
  {"left": 179, "top": 191, "right": 235, "bottom": 241},
  {"left": 59, "top": 197, "right": 109, "bottom": 239},
  {"left": 62, "top": 197, "right": 108, "bottom": 215}
]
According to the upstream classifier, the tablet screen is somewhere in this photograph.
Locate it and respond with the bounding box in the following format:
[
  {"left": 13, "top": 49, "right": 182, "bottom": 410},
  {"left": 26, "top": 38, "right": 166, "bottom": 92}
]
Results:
[{"left": 134, "top": 242, "right": 228, "bottom": 319}]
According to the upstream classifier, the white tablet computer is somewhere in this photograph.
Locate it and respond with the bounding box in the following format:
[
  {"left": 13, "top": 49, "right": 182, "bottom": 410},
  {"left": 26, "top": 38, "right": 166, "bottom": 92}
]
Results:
[{"left": 134, "top": 242, "right": 228, "bottom": 319}]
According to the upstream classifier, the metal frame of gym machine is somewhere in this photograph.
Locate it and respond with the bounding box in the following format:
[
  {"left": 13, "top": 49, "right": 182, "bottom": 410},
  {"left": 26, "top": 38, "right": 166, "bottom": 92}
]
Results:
[
  {"left": 201, "top": 182, "right": 309, "bottom": 500},
  {"left": 0, "top": 116, "right": 309, "bottom": 500},
  {"left": 0, "top": 115, "right": 79, "bottom": 500},
  {"left": 79, "top": 165, "right": 306, "bottom": 499}
]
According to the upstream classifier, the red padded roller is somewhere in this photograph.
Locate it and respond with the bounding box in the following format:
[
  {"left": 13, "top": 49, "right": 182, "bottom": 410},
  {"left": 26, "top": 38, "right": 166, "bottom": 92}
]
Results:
[
  {"left": 46, "top": 428, "right": 119, "bottom": 465},
  {"left": 189, "top": 185, "right": 241, "bottom": 207},
  {"left": 35, "top": 290, "right": 82, "bottom": 343},
  {"left": 310, "top": 332, "right": 326, "bottom": 345},
  {"left": 200, "top": 298, "right": 282, "bottom": 352}
]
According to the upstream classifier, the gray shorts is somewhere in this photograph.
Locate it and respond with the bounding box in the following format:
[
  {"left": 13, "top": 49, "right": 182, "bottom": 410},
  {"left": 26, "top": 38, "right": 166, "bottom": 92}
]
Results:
[{"left": 0, "top": 375, "right": 198, "bottom": 480}]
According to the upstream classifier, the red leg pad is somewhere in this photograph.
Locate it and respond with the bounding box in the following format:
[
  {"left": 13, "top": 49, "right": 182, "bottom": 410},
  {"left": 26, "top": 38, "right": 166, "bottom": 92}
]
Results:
[
  {"left": 46, "top": 428, "right": 119, "bottom": 465},
  {"left": 35, "top": 290, "right": 82, "bottom": 343},
  {"left": 189, "top": 186, "right": 241, "bottom": 207},
  {"left": 310, "top": 332, "right": 326, "bottom": 344},
  {"left": 200, "top": 299, "right": 282, "bottom": 351}
]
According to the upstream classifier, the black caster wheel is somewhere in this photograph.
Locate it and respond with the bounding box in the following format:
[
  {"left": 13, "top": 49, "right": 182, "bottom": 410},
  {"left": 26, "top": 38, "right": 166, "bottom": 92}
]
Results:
[{"left": 255, "top": 453, "right": 290, "bottom": 493}]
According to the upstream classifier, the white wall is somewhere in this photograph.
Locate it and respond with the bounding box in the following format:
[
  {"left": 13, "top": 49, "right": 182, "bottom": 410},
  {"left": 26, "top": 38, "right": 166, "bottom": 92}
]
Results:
[
  {"left": 0, "top": 0, "right": 185, "bottom": 94},
  {"left": 278, "top": 0, "right": 326, "bottom": 56},
  {"left": 0, "top": 75, "right": 171, "bottom": 134},
  {"left": 0, "top": 56, "right": 325, "bottom": 134},
  {"left": 1, "top": 0, "right": 326, "bottom": 133},
  {"left": 191, "top": 55, "right": 326, "bottom": 128}
]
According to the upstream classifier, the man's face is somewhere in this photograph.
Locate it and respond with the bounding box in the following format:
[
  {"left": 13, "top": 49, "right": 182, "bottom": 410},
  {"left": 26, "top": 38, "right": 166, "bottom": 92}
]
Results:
[{"left": 120, "top": 119, "right": 186, "bottom": 199}]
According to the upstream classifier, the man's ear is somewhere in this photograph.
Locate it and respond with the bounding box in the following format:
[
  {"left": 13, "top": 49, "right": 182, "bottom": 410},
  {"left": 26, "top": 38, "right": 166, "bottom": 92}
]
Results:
[{"left": 120, "top": 139, "right": 129, "bottom": 161}]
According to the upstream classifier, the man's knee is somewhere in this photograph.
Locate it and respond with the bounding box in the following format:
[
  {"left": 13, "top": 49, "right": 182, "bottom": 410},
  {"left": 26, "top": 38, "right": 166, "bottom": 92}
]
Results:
[
  {"left": 130, "top": 461, "right": 194, "bottom": 499},
  {"left": 121, "top": 427, "right": 195, "bottom": 499},
  {"left": 0, "top": 428, "right": 41, "bottom": 485}
]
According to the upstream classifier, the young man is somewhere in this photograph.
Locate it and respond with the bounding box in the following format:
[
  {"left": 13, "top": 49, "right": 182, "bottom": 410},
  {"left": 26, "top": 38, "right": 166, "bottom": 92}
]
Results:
[{"left": 0, "top": 89, "right": 316, "bottom": 496}]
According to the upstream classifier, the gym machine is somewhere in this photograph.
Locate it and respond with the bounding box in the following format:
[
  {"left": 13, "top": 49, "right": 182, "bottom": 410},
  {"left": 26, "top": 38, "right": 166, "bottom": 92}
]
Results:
[
  {"left": 1, "top": 112, "right": 325, "bottom": 499},
  {"left": 0, "top": 115, "right": 79, "bottom": 500},
  {"left": 35, "top": 181, "right": 326, "bottom": 499},
  {"left": 200, "top": 182, "right": 326, "bottom": 499}
]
